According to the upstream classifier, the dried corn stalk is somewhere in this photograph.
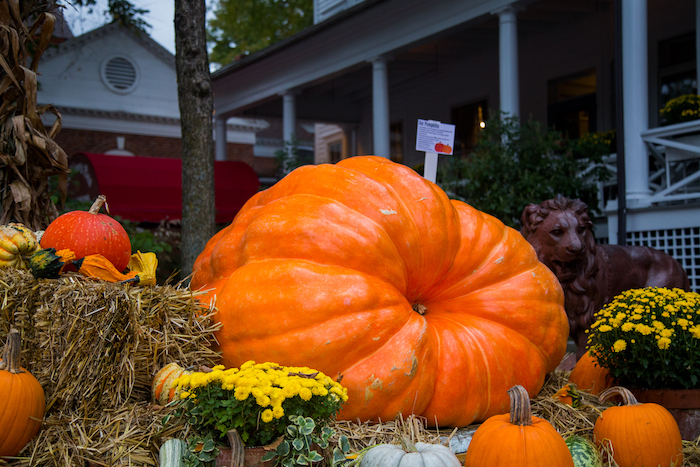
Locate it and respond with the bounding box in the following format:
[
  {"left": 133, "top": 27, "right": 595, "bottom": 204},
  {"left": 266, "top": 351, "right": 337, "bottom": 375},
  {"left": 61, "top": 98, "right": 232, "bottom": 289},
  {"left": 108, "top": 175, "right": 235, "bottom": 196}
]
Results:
[{"left": 0, "top": 0, "right": 69, "bottom": 230}]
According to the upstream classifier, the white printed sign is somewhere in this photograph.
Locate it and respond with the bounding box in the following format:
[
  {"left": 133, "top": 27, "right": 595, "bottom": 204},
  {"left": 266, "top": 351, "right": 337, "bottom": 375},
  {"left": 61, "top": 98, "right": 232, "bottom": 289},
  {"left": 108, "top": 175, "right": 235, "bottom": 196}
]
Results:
[
  {"left": 416, "top": 119, "right": 455, "bottom": 155},
  {"left": 416, "top": 119, "right": 455, "bottom": 183}
]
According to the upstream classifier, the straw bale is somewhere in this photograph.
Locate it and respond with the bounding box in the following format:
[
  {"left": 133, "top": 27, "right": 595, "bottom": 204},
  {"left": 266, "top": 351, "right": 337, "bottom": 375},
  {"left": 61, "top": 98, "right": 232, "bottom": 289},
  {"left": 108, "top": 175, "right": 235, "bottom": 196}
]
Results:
[
  {"left": 0, "top": 267, "right": 221, "bottom": 466},
  {"left": 0, "top": 268, "right": 221, "bottom": 415}
]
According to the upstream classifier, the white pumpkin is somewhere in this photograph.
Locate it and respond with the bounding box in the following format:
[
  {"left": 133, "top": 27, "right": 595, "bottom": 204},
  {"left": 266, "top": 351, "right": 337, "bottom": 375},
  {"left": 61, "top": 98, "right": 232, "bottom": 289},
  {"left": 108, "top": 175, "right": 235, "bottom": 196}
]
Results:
[{"left": 359, "top": 442, "right": 461, "bottom": 467}]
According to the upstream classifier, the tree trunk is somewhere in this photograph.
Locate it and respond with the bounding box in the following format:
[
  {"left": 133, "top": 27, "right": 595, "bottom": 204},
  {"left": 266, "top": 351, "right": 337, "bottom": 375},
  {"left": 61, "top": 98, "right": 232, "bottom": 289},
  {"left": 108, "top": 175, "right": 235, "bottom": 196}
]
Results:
[{"left": 174, "top": 0, "right": 215, "bottom": 279}]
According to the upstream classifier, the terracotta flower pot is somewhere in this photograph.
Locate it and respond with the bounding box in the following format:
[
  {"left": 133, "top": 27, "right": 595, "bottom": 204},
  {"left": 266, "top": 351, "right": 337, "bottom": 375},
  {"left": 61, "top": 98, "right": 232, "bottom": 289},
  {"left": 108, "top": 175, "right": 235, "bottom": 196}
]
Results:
[
  {"left": 216, "top": 446, "right": 275, "bottom": 467},
  {"left": 631, "top": 388, "right": 700, "bottom": 441}
]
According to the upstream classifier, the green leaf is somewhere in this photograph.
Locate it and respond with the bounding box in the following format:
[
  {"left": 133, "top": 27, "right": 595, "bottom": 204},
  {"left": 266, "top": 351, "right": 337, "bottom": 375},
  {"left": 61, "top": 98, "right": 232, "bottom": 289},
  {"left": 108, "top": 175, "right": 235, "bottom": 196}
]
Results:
[
  {"left": 308, "top": 451, "right": 324, "bottom": 462},
  {"left": 339, "top": 435, "right": 350, "bottom": 453},
  {"left": 296, "top": 454, "right": 309, "bottom": 465},
  {"left": 292, "top": 438, "right": 305, "bottom": 451},
  {"left": 277, "top": 440, "right": 290, "bottom": 456}
]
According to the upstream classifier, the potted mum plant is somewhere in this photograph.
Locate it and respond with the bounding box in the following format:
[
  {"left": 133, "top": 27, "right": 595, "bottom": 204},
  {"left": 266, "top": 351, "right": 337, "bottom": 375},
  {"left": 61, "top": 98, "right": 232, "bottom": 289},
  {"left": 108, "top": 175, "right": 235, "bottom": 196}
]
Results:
[
  {"left": 660, "top": 94, "right": 700, "bottom": 126},
  {"left": 173, "top": 361, "right": 349, "bottom": 467},
  {"left": 586, "top": 286, "right": 700, "bottom": 439}
]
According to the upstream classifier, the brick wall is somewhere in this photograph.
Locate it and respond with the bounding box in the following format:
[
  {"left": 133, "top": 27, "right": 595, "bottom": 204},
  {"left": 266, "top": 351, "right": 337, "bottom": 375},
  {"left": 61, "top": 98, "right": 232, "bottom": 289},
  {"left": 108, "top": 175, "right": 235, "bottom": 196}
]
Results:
[{"left": 55, "top": 129, "right": 273, "bottom": 175}]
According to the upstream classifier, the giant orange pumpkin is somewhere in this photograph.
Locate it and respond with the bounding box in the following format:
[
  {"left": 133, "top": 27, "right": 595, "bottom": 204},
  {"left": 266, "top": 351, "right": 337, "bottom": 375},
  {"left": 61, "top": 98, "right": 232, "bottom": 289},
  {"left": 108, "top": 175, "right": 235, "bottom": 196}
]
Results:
[{"left": 191, "top": 156, "right": 569, "bottom": 427}]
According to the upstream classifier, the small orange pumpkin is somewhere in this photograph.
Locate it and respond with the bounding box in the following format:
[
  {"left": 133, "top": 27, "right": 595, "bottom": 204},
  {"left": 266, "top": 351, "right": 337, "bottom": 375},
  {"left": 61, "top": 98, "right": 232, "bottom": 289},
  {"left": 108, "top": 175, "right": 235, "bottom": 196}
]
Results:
[
  {"left": 152, "top": 363, "right": 191, "bottom": 405},
  {"left": 568, "top": 349, "right": 614, "bottom": 395},
  {"left": 593, "top": 386, "right": 683, "bottom": 467},
  {"left": 41, "top": 195, "right": 131, "bottom": 272},
  {"left": 0, "top": 328, "right": 46, "bottom": 458},
  {"left": 464, "top": 385, "right": 575, "bottom": 466}
]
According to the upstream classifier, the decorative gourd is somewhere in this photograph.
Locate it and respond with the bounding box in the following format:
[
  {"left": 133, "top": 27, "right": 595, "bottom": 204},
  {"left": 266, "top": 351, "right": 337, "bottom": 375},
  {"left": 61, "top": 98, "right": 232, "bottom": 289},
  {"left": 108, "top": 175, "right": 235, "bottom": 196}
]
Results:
[
  {"left": 358, "top": 441, "right": 461, "bottom": 467},
  {"left": 463, "top": 385, "right": 575, "bottom": 466},
  {"left": 593, "top": 386, "right": 683, "bottom": 467},
  {"left": 28, "top": 248, "right": 77, "bottom": 279},
  {"left": 0, "top": 328, "right": 46, "bottom": 458},
  {"left": 152, "top": 363, "right": 191, "bottom": 405},
  {"left": 565, "top": 435, "right": 602, "bottom": 467},
  {"left": 74, "top": 254, "right": 139, "bottom": 283},
  {"left": 159, "top": 438, "right": 187, "bottom": 467},
  {"left": 568, "top": 350, "right": 614, "bottom": 395},
  {"left": 191, "top": 156, "right": 569, "bottom": 427},
  {"left": 552, "top": 383, "right": 581, "bottom": 408},
  {"left": 128, "top": 251, "right": 158, "bottom": 286},
  {"left": 0, "top": 223, "right": 40, "bottom": 269},
  {"left": 41, "top": 195, "right": 131, "bottom": 271}
]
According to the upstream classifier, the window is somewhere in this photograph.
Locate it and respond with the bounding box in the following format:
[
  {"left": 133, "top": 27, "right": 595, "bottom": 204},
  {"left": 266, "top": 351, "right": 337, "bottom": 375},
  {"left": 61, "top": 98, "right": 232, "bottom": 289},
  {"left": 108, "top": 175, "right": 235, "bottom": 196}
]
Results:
[
  {"left": 390, "top": 122, "right": 403, "bottom": 163},
  {"left": 451, "top": 100, "right": 487, "bottom": 157},
  {"left": 548, "top": 70, "right": 597, "bottom": 139},
  {"left": 659, "top": 33, "right": 697, "bottom": 110},
  {"left": 329, "top": 141, "right": 342, "bottom": 163},
  {"left": 101, "top": 55, "right": 139, "bottom": 94}
]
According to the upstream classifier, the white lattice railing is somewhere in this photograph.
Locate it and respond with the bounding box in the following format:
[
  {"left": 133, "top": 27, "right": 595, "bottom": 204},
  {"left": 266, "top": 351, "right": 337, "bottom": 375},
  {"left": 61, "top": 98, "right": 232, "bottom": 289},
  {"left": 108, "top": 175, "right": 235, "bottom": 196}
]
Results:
[
  {"left": 642, "top": 119, "right": 700, "bottom": 204},
  {"left": 581, "top": 120, "right": 700, "bottom": 210}
]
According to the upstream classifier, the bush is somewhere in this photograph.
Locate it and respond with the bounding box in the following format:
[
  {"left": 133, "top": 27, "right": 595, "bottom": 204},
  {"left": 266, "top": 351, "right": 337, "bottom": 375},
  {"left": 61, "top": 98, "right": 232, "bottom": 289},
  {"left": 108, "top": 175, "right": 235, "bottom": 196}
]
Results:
[{"left": 437, "top": 114, "right": 611, "bottom": 228}]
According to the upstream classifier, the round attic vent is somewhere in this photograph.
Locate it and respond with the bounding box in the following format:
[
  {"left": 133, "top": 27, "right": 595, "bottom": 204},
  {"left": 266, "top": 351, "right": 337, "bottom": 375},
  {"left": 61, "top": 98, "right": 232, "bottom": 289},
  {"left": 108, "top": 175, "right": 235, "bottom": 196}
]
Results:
[{"left": 101, "top": 56, "right": 138, "bottom": 94}]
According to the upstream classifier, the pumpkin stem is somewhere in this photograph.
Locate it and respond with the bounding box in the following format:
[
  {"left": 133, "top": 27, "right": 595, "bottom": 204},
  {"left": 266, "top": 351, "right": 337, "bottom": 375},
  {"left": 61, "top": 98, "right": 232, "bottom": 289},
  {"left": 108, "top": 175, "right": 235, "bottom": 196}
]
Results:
[
  {"left": 508, "top": 385, "right": 533, "bottom": 426},
  {"left": 412, "top": 304, "right": 427, "bottom": 315},
  {"left": 598, "top": 386, "right": 641, "bottom": 406},
  {"left": 226, "top": 429, "right": 244, "bottom": 467},
  {"left": 0, "top": 328, "right": 25, "bottom": 374},
  {"left": 89, "top": 195, "right": 109, "bottom": 215}
]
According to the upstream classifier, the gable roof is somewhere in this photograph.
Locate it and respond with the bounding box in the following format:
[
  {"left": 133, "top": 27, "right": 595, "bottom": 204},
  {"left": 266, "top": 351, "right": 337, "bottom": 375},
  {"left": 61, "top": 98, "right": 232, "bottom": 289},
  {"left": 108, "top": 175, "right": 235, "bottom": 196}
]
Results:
[{"left": 43, "top": 20, "right": 175, "bottom": 68}]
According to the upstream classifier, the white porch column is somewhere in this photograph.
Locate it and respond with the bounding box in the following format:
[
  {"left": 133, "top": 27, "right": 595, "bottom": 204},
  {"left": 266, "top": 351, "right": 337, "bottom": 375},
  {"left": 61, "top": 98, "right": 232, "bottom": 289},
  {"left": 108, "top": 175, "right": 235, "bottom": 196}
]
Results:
[
  {"left": 282, "top": 91, "right": 297, "bottom": 148},
  {"left": 371, "top": 57, "right": 391, "bottom": 158},
  {"left": 622, "top": 0, "right": 651, "bottom": 205},
  {"left": 214, "top": 116, "right": 227, "bottom": 161},
  {"left": 696, "top": 0, "right": 700, "bottom": 89},
  {"left": 496, "top": 6, "right": 520, "bottom": 120}
]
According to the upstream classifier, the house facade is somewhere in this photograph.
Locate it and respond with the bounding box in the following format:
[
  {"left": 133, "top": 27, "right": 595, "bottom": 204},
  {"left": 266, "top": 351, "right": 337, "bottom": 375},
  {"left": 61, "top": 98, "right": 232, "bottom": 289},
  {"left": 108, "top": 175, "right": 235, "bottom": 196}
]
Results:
[
  {"left": 210, "top": 0, "right": 700, "bottom": 290},
  {"left": 36, "top": 21, "right": 276, "bottom": 181}
]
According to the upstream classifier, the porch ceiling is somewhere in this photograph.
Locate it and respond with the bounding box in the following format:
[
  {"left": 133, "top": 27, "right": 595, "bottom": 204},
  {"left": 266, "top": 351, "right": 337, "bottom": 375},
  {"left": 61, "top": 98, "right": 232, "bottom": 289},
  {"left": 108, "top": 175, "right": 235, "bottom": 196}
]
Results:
[{"left": 212, "top": 0, "right": 611, "bottom": 124}]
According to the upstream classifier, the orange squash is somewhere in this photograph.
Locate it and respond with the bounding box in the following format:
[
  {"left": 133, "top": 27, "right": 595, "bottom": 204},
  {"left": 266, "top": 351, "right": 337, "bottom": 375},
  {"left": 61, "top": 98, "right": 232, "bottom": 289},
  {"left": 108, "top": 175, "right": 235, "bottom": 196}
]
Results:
[
  {"left": 0, "top": 329, "right": 45, "bottom": 458},
  {"left": 594, "top": 386, "right": 683, "bottom": 467},
  {"left": 464, "top": 385, "right": 575, "bottom": 466},
  {"left": 552, "top": 383, "right": 581, "bottom": 408},
  {"left": 191, "top": 156, "right": 569, "bottom": 427},
  {"left": 568, "top": 349, "right": 615, "bottom": 395}
]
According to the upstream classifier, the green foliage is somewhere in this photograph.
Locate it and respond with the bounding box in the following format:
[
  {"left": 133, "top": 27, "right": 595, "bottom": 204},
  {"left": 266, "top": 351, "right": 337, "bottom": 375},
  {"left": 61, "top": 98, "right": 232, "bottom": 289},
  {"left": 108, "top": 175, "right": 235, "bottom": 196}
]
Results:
[
  {"left": 588, "top": 287, "right": 700, "bottom": 390},
  {"left": 437, "top": 114, "right": 611, "bottom": 228},
  {"left": 261, "top": 415, "right": 347, "bottom": 467},
  {"left": 208, "top": 0, "right": 313, "bottom": 68},
  {"left": 274, "top": 138, "right": 314, "bottom": 178},
  {"left": 65, "top": 0, "right": 152, "bottom": 32},
  {"left": 183, "top": 433, "right": 219, "bottom": 467},
  {"left": 659, "top": 94, "right": 700, "bottom": 126}
]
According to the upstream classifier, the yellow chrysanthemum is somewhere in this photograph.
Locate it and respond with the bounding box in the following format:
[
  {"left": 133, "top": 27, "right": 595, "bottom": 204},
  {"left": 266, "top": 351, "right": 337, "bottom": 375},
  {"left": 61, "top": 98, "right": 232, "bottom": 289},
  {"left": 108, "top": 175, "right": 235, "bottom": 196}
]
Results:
[{"left": 613, "top": 339, "right": 627, "bottom": 352}]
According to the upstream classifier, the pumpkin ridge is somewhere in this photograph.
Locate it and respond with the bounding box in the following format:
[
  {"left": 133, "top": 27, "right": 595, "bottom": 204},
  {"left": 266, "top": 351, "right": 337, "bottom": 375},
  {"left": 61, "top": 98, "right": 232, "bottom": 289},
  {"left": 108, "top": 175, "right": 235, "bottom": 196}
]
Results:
[{"left": 337, "top": 158, "right": 461, "bottom": 301}]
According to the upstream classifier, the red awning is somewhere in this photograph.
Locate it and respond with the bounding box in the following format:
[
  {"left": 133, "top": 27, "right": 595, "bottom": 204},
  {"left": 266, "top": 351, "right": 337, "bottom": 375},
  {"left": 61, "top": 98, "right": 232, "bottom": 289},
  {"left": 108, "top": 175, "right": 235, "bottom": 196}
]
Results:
[{"left": 69, "top": 153, "right": 260, "bottom": 224}]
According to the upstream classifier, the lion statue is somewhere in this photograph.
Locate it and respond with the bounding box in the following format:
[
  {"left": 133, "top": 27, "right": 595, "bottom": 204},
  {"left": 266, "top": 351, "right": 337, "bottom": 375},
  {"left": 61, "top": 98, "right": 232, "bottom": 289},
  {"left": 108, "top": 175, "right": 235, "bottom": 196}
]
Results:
[{"left": 521, "top": 194, "right": 690, "bottom": 360}]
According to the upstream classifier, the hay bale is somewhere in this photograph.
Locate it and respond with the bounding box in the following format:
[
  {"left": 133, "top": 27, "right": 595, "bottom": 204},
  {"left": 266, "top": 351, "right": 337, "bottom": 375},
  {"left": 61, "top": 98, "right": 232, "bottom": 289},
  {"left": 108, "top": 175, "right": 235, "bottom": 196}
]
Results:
[{"left": 0, "top": 267, "right": 220, "bottom": 465}]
